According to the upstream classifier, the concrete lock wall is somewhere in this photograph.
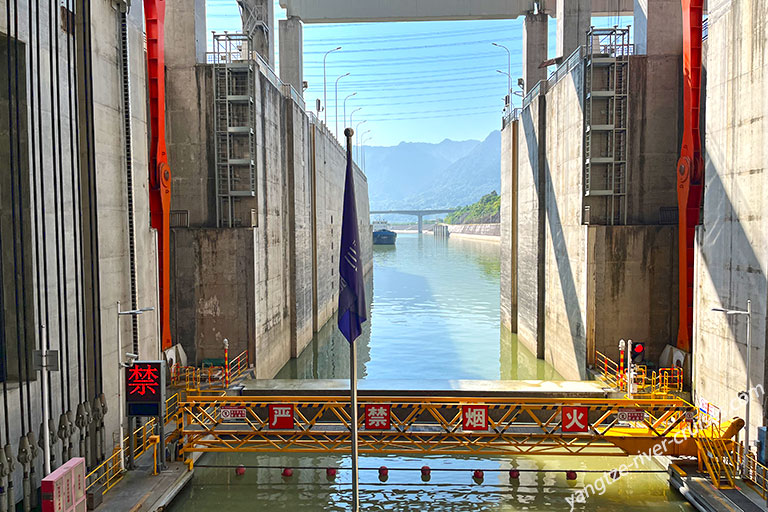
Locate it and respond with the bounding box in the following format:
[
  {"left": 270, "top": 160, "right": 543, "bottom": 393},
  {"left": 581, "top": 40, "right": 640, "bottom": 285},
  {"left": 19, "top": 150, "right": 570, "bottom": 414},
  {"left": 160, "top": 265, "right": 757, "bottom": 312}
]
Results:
[
  {"left": 515, "top": 94, "right": 547, "bottom": 359},
  {"left": 169, "top": 55, "right": 372, "bottom": 378},
  {"left": 505, "top": 53, "right": 680, "bottom": 379},
  {"left": 694, "top": 0, "right": 768, "bottom": 440},
  {"left": 500, "top": 121, "right": 517, "bottom": 334},
  {"left": 0, "top": 0, "right": 160, "bottom": 481},
  {"left": 542, "top": 61, "right": 589, "bottom": 380}
]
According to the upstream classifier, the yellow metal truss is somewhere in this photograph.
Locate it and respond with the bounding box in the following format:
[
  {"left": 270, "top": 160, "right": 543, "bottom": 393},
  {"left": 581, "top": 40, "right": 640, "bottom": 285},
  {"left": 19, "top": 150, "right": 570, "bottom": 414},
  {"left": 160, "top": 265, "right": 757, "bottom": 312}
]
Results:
[{"left": 178, "top": 395, "right": 725, "bottom": 457}]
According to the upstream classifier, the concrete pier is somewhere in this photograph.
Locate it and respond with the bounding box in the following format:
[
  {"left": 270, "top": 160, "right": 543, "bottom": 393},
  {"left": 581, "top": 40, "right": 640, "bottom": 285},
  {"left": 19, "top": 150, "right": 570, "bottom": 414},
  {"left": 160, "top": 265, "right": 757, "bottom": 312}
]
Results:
[
  {"left": 556, "top": 0, "right": 591, "bottom": 57},
  {"left": 523, "top": 12, "right": 548, "bottom": 93},
  {"left": 279, "top": 16, "right": 304, "bottom": 96}
]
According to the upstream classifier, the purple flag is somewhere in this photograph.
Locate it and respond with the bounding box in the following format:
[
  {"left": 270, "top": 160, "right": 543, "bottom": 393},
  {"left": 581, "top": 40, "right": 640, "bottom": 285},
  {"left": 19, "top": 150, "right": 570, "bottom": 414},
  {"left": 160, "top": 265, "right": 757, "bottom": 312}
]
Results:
[{"left": 337, "top": 135, "right": 367, "bottom": 343}]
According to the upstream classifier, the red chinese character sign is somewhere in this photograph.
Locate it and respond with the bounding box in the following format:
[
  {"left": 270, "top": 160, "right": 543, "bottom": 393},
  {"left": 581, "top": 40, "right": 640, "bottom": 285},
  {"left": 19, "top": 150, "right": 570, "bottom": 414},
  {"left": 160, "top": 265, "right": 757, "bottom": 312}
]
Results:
[
  {"left": 365, "top": 404, "right": 390, "bottom": 430},
  {"left": 462, "top": 405, "right": 488, "bottom": 431},
  {"left": 125, "top": 361, "right": 165, "bottom": 417},
  {"left": 269, "top": 404, "right": 294, "bottom": 429},
  {"left": 561, "top": 406, "right": 589, "bottom": 433}
]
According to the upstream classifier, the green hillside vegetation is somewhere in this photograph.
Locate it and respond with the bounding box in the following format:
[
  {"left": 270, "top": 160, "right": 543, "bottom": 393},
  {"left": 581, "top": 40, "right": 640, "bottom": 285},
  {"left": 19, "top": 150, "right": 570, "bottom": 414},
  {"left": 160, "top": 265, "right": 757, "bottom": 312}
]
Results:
[{"left": 445, "top": 191, "right": 500, "bottom": 224}]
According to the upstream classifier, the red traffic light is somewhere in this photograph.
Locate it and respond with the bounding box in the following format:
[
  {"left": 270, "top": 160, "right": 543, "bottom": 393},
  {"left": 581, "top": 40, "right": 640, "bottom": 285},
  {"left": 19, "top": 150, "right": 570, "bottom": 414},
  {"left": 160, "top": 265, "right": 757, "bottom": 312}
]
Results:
[{"left": 632, "top": 342, "right": 645, "bottom": 362}]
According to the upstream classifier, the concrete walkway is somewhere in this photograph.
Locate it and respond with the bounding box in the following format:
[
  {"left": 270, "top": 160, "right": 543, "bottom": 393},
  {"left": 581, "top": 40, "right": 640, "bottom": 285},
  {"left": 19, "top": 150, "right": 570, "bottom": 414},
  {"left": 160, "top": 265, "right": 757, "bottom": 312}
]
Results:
[
  {"left": 98, "top": 460, "right": 191, "bottom": 512},
  {"left": 240, "top": 378, "right": 609, "bottom": 398}
]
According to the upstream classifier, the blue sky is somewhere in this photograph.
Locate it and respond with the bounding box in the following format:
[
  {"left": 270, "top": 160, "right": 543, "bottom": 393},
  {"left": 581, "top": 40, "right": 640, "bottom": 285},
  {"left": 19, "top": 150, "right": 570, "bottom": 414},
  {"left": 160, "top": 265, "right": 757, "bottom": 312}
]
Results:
[{"left": 207, "top": 1, "right": 629, "bottom": 146}]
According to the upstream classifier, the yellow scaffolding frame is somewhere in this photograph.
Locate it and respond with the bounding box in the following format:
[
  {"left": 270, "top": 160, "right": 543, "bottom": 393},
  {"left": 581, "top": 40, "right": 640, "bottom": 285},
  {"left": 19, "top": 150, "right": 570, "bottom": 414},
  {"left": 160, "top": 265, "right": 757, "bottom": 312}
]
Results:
[{"left": 178, "top": 395, "right": 722, "bottom": 457}]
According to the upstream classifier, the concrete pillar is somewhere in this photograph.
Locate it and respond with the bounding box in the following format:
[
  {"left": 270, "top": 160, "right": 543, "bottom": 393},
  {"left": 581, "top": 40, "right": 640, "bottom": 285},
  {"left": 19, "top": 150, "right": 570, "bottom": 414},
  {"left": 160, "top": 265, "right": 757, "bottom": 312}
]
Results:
[
  {"left": 166, "top": 0, "right": 207, "bottom": 65},
  {"left": 417, "top": 215, "right": 423, "bottom": 234},
  {"left": 239, "top": 0, "right": 275, "bottom": 66},
  {"left": 556, "top": 0, "right": 591, "bottom": 58},
  {"left": 279, "top": 16, "right": 304, "bottom": 96},
  {"left": 523, "top": 12, "right": 548, "bottom": 93},
  {"left": 633, "top": 0, "right": 682, "bottom": 56}
]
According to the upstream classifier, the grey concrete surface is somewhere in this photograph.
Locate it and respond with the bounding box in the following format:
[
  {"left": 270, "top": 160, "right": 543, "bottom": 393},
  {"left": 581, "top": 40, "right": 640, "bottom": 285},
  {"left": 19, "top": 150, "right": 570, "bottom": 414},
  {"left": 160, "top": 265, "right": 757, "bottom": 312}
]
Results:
[
  {"left": 279, "top": 17, "right": 304, "bottom": 97},
  {"left": 523, "top": 12, "right": 548, "bottom": 93},
  {"left": 634, "top": 0, "right": 683, "bottom": 57},
  {"left": 0, "top": 0, "right": 160, "bottom": 494},
  {"left": 241, "top": 378, "right": 608, "bottom": 398},
  {"left": 694, "top": 0, "right": 768, "bottom": 444},
  {"left": 167, "top": 16, "right": 372, "bottom": 379},
  {"left": 556, "top": 0, "right": 590, "bottom": 58},
  {"left": 505, "top": 48, "right": 683, "bottom": 380}
]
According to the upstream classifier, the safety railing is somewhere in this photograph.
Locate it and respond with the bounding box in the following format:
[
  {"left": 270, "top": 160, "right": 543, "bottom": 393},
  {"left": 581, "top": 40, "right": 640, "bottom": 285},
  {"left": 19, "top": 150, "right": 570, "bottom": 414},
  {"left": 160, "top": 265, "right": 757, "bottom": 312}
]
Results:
[
  {"left": 178, "top": 395, "right": 700, "bottom": 457},
  {"left": 84, "top": 446, "right": 123, "bottom": 493},
  {"left": 229, "top": 349, "right": 249, "bottom": 382},
  {"left": 742, "top": 449, "right": 768, "bottom": 499},
  {"left": 593, "top": 350, "right": 683, "bottom": 397},
  {"left": 594, "top": 350, "right": 621, "bottom": 389},
  {"left": 85, "top": 393, "right": 181, "bottom": 493},
  {"left": 170, "top": 349, "right": 249, "bottom": 391},
  {"left": 547, "top": 45, "right": 585, "bottom": 89},
  {"left": 695, "top": 433, "right": 738, "bottom": 488}
]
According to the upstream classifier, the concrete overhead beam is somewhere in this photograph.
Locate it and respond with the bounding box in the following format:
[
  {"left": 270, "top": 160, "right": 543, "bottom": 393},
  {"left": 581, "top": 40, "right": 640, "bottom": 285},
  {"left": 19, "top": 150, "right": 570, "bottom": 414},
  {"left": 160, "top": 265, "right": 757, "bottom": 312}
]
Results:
[
  {"left": 278, "top": 0, "right": 692, "bottom": 23},
  {"left": 278, "top": 0, "right": 540, "bottom": 22}
]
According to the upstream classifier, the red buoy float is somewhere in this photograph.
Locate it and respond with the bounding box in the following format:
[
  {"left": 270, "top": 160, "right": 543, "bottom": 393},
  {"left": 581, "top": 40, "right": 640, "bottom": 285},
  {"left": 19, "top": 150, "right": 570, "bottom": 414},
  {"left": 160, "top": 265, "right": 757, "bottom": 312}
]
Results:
[
  {"left": 235, "top": 465, "right": 246, "bottom": 476},
  {"left": 281, "top": 468, "right": 294, "bottom": 477},
  {"left": 509, "top": 469, "right": 520, "bottom": 479},
  {"left": 378, "top": 465, "right": 389, "bottom": 482},
  {"left": 421, "top": 465, "right": 431, "bottom": 481},
  {"left": 566, "top": 470, "right": 577, "bottom": 481},
  {"left": 326, "top": 468, "right": 337, "bottom": 478}
]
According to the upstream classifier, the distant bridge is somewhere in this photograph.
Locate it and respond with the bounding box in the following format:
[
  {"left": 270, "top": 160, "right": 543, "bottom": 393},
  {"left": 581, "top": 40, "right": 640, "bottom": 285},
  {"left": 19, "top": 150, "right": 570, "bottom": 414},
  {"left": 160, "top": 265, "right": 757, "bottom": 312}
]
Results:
[{"left": 370, "top": 209, "right": 456, "bottom": 233}]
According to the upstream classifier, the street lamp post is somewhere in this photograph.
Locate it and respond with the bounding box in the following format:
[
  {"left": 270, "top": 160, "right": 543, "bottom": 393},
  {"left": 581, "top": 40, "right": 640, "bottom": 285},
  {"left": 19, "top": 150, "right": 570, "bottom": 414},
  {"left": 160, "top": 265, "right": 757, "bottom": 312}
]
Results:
[
  {"left": 360, "top": 130, "right": 372, "bottom": 172},
  {"left": 349, "top": 107, "right": 362, "bottom": 134},
  {"left": 343, "top": 92, "right": 357, "bottom": 130},
  {"left": 712, "top": 300, "right": 752, "bottom": 477},
  {"left": 492, "top": 42, "right": 512, "bottom": 95},
  {"left": 323, "top": 47, "right": 342, "bottom": 126},
  {"left": 117, "top": 301, "right": 155, "bottom": 471},
  {"left": 335, "top": 72, "right": 350, "bottom": 139},
  {"left": 355, "top": 120, "right": 367, "bottom": 161},
  {"left": 496, "top": 69, "right": 512, "bottom": 111}
]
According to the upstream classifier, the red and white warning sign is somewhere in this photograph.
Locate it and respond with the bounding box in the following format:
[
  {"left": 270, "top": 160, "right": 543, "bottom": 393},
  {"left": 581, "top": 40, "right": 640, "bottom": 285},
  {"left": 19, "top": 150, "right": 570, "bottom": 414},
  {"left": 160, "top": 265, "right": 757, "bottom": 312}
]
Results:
[
  {"left": 221, "top": 406, "right": 247, "bottom": 420},
  {"left": 462, "top": 405, "right": 489, "bottom": 431},
  {"left": 269, "top": 404, "right": 294, "bottom": 429},
  {"left": 617, "top": 408, "right": 645, "bottom": 422},
  {"left": 365, "top": 404, "right": 391, "bottom": 430},
  {"left": 562, "top": 406, "right": 589, "bottom": 433}
]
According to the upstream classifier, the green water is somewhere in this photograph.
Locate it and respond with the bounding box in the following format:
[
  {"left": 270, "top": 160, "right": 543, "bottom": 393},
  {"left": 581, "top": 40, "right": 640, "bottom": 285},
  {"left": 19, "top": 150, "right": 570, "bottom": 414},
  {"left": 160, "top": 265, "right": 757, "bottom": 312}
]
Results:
[{"left": 169, "top": 233, "right": 691, "bottom": 511}]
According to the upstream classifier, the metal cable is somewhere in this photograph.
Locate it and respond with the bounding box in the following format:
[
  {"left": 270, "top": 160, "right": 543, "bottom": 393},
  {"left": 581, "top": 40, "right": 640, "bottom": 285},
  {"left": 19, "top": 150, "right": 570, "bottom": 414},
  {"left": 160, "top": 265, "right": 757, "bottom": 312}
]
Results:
[
  {"left": 34, "top": 0, "right": 53, "bottom": 422},
  {"left": 81, "top": 0, "right": 102, "bottom": 395},
  {"left": 13, "top": 0, "right": 32, "bottom": 435},
  {"left": 1, "top": 0, "right": 12, "bottom": 446},
  {"left": 65, "top": 0, "right": 85, "bottom": 405},
  {"left": 51, "top": 0, "right": 72, "bottom": 414},
  {"left": 8, "top": 0, "right": 26, "bottom": 436}
]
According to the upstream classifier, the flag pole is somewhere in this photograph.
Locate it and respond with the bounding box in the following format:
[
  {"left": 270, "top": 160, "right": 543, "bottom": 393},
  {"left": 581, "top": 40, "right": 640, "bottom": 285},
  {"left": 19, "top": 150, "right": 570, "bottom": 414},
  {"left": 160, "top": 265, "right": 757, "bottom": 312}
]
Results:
[
  {"left": 350, "top": 329, "right": 359, "bottom": 511},
  {"left": 344, "top": 127, "right": 360, "bottom": 512}
]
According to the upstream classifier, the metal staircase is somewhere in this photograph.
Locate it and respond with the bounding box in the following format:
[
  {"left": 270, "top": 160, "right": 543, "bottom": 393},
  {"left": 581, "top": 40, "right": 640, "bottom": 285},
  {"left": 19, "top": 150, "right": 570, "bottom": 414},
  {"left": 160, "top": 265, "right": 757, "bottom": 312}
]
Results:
[
  {"left": 212, "top": 33, "right": 257, "bottom": 227},
  {"left": 583, "top": 27, "right": 630, "bottom": 225}
]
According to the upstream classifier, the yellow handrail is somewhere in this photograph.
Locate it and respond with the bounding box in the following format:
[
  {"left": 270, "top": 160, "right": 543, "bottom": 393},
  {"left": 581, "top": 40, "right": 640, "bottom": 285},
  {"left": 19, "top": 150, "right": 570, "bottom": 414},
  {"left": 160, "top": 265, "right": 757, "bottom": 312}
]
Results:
[{"left": 86, "top": 392, "right": 181, "bottom": 493}]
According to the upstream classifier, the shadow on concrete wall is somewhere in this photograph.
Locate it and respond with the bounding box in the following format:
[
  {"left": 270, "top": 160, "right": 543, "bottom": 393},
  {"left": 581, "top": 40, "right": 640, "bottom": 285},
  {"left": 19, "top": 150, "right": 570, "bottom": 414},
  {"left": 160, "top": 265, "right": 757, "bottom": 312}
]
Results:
[
  {"left": 700, "top": 144, "right": 766, "bottom": 377},
  {"left": 520, "top": 92, "right": 586, "bottom": 377}
]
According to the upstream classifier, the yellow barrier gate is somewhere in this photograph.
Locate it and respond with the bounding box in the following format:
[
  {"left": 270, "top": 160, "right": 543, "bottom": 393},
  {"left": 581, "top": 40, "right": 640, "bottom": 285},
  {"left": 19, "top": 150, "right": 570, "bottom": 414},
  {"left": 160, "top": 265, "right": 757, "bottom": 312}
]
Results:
[{"left": 178, "top": 395, "right": 737, "bottom": 458}]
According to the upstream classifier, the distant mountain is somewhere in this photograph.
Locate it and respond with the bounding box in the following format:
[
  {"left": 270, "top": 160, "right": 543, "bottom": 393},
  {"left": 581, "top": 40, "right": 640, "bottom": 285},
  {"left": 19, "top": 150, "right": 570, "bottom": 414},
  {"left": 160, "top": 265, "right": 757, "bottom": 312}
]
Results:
[
  {"left": 404, "top": 130, "right": 501, "bottom": 210},
  {"left": 364, "top": 138, "right": 481, "bottom": 211}
]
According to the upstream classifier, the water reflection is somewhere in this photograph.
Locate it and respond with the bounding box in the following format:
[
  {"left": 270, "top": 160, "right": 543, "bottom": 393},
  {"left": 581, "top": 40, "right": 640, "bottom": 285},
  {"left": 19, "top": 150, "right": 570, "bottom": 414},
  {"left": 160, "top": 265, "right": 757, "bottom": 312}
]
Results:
[
  {"left": 172, "top": 452, "right": 690, "bottom": 511},
  {"left": 170, "top": 234, "right": 691, "bottom": 511},
  {"left": 278, "top": 233, "right": 560, "bottom": 381}
]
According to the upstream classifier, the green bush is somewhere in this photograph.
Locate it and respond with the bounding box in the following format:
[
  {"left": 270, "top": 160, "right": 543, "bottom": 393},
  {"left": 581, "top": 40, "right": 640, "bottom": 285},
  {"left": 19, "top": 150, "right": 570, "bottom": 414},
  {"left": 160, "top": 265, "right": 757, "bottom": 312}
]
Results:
[{"left": 445, "top": 191, "right": 500, "bottom": 224}]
